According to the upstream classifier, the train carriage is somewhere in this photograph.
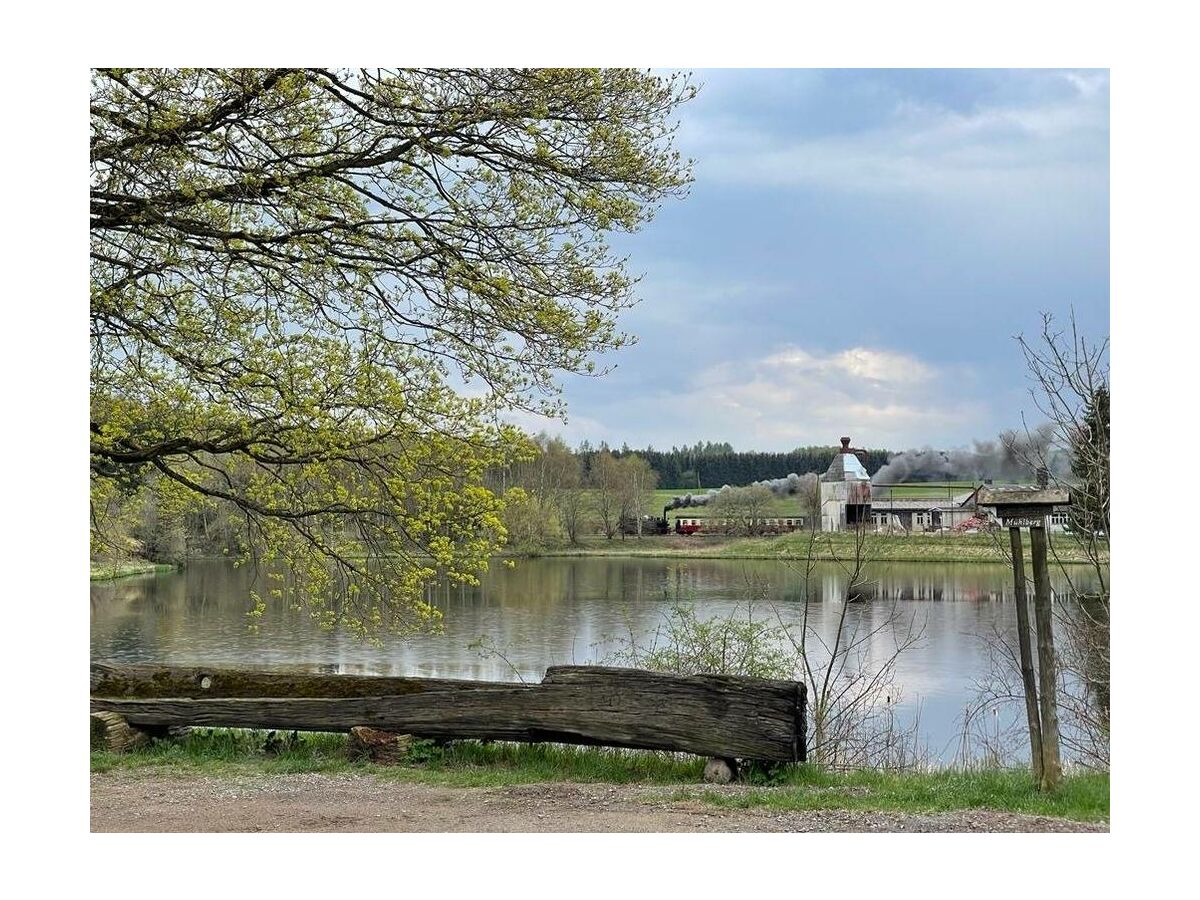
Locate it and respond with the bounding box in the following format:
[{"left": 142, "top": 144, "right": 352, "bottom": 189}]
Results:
[{"left": 672, "top": 514, "right": 806, "bottom": 535}]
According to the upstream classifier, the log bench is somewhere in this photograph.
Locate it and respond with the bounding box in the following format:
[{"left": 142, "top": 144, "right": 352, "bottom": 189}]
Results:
[{"left": 91, "top": 663, "right": 806, "bottom": 766}]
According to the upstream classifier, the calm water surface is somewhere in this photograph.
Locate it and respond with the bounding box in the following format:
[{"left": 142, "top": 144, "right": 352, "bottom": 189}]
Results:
[{"left": 90, "top": 557, "right": 1102, "bottom": 760}]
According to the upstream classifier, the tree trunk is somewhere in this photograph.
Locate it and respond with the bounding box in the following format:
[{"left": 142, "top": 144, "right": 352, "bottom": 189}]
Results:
[
  {"left": 702, "top": 758, "right": 737, "bottom": 784},
  {"left": 347, "top": 727, "right": 414, "bottom": 764},
  {"left": 93, "top": 664, "right": 807, "bottom": 763},
  {"left": 90, "top": 711, "right": 149, "bottom": 753},
  {"left": 1009, "top": 527, "right": 1044, "bottom": 782},
  {"left": 1029, "top": 525, "right": 1063, "bottom": 791}
]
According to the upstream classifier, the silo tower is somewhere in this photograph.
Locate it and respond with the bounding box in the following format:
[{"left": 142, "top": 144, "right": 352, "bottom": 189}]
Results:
[{"left": 819, "top": 437, "right": 873, "bottom": 531}]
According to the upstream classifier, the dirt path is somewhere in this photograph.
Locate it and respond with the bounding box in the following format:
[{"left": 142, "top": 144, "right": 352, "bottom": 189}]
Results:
[{"left": 91, "top": 772, "right": 1105, "bottom": 833}]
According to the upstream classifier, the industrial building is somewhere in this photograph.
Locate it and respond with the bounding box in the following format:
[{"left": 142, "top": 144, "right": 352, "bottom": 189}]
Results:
[
  {"left": 819, "top": 437, "right": 1071, "bottom": 533},
  {"left": 869, "top": 491, "right": 986, "bottom": 532},
  {"left": 818, "top": 437, "right": 873, "bottom": 531}
]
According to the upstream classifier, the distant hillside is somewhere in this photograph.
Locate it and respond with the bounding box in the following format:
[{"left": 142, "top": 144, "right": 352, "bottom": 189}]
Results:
[{"left": 587, "top": 445, "right": 892, "bottom": 489}]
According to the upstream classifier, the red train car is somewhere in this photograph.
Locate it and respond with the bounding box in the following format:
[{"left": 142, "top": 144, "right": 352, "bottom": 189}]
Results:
[{"left": 673, "top": 515, "right": 807, "bottom": 535}]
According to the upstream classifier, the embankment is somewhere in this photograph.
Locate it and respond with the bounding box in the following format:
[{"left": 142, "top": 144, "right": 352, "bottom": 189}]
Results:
[
  {"left": 90, "top": 561, "right": 177, "bottom": 581},
  {"left": 503, "top": 532, "right": 1108, "bottom": 565}
]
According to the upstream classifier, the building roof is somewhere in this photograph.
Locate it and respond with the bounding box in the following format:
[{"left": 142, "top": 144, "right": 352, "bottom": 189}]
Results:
[
  {"left": 872, "top": 498, "right": 966, "bottom": 512},
  {"left": 822, "top": 454, "right": 870, "bottom": 482},
  {"left": 871, "top": 489, "right": 980, "bottom": 509},
  {"left": 821, "top": 437, "right": 870, "bottom": 482},
  {"left": 977, "top": 486, "right": 1071, "bottom": 507}
]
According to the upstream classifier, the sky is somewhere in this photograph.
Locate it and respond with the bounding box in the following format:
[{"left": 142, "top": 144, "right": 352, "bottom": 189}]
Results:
[{"left": 515, "top": 69, "right": 1109, "bottom": 454}]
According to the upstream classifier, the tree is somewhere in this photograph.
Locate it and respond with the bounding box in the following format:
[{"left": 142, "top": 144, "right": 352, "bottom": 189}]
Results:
[
  {"left": 608, "top": 523, "right": 926, "bottom": 769},
  {"left": 1011, "top": 311, "right": 1110, "bottom": 578},
  {"left": 618, "top": 454, "right": 659, "bottom": 538},
  {"left": 534, "top": 436, "right": 587, "bottom": 546},
  {"left": 796, "top": 472, "right": 821, "bottom": 527},
  {"left": 981, "top": 311, "right": 1110, "bottom": 777},
  {"left": 490, "top": 433, "right": 584, "bottom": 548},
  {"left": 782, "top": 523, "right": 925, "bottom": 767},
  {"left": 554, "top": 461, "right": 588, "bottom": 545},
  {"left": 1071, "top": 386, "right": 1110, "bottom": 538},
  {"left": 91, "top": 68, "right": 695, "bottom": 633},
  {"left": 590, "top": 450, "right": 625, "bottom": 540},
  {"left": 709, "top": 484, "right": 773, "bottom": 534}
]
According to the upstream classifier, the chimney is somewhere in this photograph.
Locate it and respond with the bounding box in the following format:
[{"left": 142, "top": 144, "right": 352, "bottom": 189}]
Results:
[
  {"left": 840, "top": 436, "right": 852, "bottom": 453},
  {"left": 1036, "top": 467, "right": 1049, "bottom": 489}
]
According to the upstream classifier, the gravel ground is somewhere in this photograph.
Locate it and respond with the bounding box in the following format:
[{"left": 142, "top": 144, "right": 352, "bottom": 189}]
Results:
[{"left": 91, "top": 772, "right": 1107, "bottom": 833}]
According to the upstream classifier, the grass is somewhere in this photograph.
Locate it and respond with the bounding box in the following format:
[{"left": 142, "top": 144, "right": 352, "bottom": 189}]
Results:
[
  {"left": 508, "top": 483, "right": 1104, "bottom": 565},
  {"left": 90, "top": 561, "right": 177, "bottom": 581},
  {"left": 91, "top": 728, "right": 704, "bottom": 786},
  {"left": 651, "top": 488, "right": 806, "bottom": 519},
  {"left": 671, "top": 766, "right": 1110, "bottom": 823},
  {"left": 508, "top": 531, "right": 1107, "bottom": 565},
  {"left": 91, "top": 729, "right": 1107, "bottom": 822},
  {"left": 729, "top": 530, "right": 1105, "bottom": 563}
]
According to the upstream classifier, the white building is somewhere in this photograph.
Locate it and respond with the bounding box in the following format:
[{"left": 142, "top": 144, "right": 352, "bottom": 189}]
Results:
[
  {"left": 819, "top": 435, "right": 1074, "bottom": 533},
  {"left": 819, "top": 437, "right": 873, "bottom": 531}
]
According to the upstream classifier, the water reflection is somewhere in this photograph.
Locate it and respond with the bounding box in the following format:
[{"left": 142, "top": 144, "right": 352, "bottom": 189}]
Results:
[{"left": 91, "top": 557, "right": 1102, "bottom": 759}]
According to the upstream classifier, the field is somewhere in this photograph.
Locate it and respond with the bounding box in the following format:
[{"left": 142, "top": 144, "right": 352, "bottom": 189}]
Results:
[
  {"left": 651, "top": 488, "right": 806, "bottom": 520},
  {"left": 506, "top": 530, "right": 1106, "bottom": 564},
  {"left": 653, "top": 482, "right": 984, "bottom": 522}
]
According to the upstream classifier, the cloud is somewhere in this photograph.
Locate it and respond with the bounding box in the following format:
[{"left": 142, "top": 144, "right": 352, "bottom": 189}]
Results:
[
  {"left": 680, "top": 345, "right": 980, "bottom": 448},
  {"left": 760, "top": 346, "right": 934, "bottom": 386},
  {"left": 683, "top": 70, "right": 1108, "bottom": 197},
  {"left": 1060, "top": 71, "right": 1108, "bottom": 99},
  {"left": 520, "top": 344, "right": 987, "bottom": 452},
  {"left": 489, "top": 71, "right": 1107, "bottom": 456},
  {"left": 500, "top": 407, "right": 611, "bottom": 448}
]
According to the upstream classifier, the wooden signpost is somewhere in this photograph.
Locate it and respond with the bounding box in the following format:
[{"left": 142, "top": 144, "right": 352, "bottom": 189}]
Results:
[{"left": 978, "top": 487, "right": 1069, "bottom": 791}]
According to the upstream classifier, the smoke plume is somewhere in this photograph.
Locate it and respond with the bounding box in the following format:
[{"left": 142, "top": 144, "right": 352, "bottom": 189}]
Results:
[
  {"left": 871, "top": 425, "right": 1069, "bottom": 485},
  {"left": 665, "top": 472, "right": 818, "bottom": 512}
]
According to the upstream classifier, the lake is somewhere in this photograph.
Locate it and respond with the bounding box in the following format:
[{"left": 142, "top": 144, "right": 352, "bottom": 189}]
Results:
[{"left": 90, "top": 556, "right": 1105, "bottom": 762}]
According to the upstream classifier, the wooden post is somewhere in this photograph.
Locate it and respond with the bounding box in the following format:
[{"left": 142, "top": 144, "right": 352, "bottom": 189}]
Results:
[
  {"left": 347, "top": 727, "right": 414, "bottom": 764},
  {"left": 90, "top": 711, "right": 149, "bottom": 753},
  {"left": 703, "top": 757, "right": 737, "bottom": 784},
  {"left": 1028, "top": 523, "right": 1063, "bottom": 791},
  {"left": 1009, "top": 526, "right": 1044, "bottom": 782}
]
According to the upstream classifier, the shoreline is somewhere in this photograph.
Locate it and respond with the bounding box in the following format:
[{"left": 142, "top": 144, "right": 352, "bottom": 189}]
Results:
[
  {"left": 93, "top": 532, "right": 1108, "bottom": 578},
  {"left": 90, "top": 562, "right": 177, "bottom": 582},
  {"left": 500, "top": 532, "right": 1108, "bottom": 566}
]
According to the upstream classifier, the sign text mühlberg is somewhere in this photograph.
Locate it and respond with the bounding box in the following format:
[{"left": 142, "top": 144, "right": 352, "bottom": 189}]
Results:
[
  {"left": 996, "top": 505, "right": 1050, "bottom": 527},
  {"left": 1001, "top": 515, "right": 1047, "bottom": 528}
]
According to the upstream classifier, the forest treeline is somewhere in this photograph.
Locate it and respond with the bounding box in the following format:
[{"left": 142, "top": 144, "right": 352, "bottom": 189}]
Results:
[
  {"left": 484, "top": 436, "right": 890, "bottom": 549},
  {"left": 99, "top": 434, "right": 886, "bottom": 564},
  {"left": 572, "top": 441, "right": 890, "bottom": 489}
]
